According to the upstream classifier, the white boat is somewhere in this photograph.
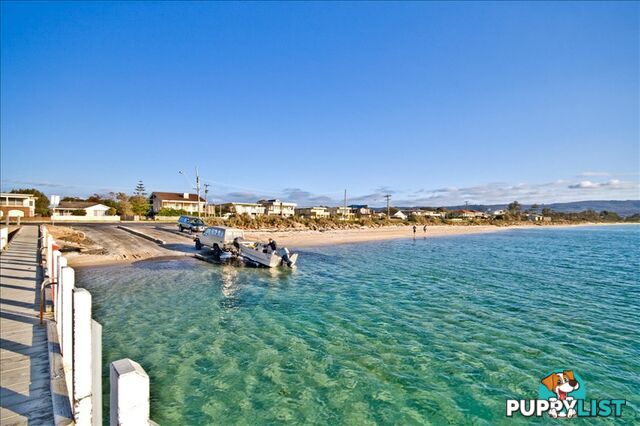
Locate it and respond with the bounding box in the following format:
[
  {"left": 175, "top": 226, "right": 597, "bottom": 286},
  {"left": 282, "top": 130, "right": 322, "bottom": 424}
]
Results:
[{"left": 238, "top": 241, "right": 298, "bottom": 268}]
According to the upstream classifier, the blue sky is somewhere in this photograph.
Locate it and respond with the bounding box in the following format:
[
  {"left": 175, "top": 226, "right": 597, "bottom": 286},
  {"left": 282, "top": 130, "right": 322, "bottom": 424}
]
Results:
[{"left": 1, "top": 1, "right": 638, "bottom": 206}]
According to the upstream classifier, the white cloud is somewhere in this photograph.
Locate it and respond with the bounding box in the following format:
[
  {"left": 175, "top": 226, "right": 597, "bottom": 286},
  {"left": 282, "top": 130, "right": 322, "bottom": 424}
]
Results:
[
  {"left": 579, "top": 171, "right": 609, "bottom": 177},
  {"left": 568, "top": 181, "right": 599, "bottom": 189}
]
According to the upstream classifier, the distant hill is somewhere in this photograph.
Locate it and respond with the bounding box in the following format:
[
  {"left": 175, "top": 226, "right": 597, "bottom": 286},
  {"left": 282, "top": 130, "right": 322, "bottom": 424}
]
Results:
[
  {"left": 380, "top": 200, "right": 640, "bottom": 217},
  {"left": 444, "top": 200, "right": 640, "bottom": 217}
]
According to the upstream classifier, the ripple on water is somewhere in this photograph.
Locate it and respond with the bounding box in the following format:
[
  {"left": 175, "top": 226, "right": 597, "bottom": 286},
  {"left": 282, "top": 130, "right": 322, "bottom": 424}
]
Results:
[{"left": 76, "top": 226, "right": 640, "bottom": 424}]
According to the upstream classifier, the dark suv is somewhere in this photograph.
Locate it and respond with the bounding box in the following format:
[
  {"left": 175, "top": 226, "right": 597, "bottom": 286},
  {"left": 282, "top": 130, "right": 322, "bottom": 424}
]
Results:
[{"left": 178, "top": 215, "right": 206, "bottom": 233}]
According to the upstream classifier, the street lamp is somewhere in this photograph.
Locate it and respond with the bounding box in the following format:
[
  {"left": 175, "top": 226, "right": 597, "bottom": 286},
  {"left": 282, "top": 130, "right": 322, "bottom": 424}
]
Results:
[{"left": 178, "top": 169, "right": 201, "bottom": 218}]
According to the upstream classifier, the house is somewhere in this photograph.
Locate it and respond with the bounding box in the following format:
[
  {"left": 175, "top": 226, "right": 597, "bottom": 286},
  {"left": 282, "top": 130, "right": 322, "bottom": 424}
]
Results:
[
  {"left": 450, "top": 210, "right": 486, "bottom": 219},
  {"left": 348, "top": 205, "right": 372, "bottom": 217},
  {"left": 422, "top": 210, "right": 446, "bottom": 218},
  {"left": 258, "top": 199, "right": 297, "bottom": 217},
  {"left": 329, "top": 206, "right": 355, "bottom": 220},
  {"left": 0, "top": 192, "right": 37, "bottom": 217},
  {"left": 295, "top": 206, "right": 330, "bottom": 218},
  {"left": 392, "top": 210, "right": 407, "bottom": 220},
  {"left": 492, "top": 209, "right": 507, "bottom": 219},
  {"left": 53, "top": 201, "right": 112, "bottom": 217},
  {"left": 525, "top": 213, "right": 543, "bottom": 222},
  {"left": 151, "top": 192, "right": 206, "bottom": 215},
  {"left": 221, "top": 202, "right": 265, "bottom": 217}
]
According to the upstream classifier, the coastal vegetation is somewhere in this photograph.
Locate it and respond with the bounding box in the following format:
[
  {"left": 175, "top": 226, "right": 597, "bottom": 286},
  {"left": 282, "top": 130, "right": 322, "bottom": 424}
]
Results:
[{"left": 10, "top": 188, "right": 50, "bottom": 216}]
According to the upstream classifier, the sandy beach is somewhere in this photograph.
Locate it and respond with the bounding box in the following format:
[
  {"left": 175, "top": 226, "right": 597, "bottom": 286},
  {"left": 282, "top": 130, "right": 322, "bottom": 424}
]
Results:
[{"left": 244, "top": 225, "right": 509, "bottom": 248}]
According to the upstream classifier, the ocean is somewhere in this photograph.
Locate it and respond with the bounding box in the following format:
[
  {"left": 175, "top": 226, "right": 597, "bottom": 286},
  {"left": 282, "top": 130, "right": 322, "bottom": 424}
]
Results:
[{"left": 76, "top": 225, "right": 640, "bottom": 424}]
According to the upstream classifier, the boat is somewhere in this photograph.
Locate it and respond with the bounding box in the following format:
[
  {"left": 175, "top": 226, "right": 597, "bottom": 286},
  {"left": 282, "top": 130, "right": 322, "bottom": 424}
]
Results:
[{"left": 237, "top": 240, "right": 298, "bottom": 268}]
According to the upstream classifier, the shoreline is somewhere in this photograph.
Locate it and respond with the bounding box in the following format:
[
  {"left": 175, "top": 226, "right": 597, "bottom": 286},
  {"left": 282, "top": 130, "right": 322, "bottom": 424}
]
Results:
[{"left": 65, "top": 222, "right": 636, "bottom": 269}]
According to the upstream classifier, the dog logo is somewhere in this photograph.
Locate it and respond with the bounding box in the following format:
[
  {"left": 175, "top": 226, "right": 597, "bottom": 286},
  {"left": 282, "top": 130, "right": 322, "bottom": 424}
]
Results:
[
  {"left": 540, "top": 370, "right": 582, "bottom": 418},
  {"left": 506, "top": 369, "right": 626, "bottom": 418}
]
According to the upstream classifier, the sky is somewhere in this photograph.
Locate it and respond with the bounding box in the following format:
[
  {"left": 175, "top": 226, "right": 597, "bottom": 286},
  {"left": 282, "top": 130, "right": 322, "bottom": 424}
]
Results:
[{"left": 1, "top": 1, "right": 638, "bottom": 207}]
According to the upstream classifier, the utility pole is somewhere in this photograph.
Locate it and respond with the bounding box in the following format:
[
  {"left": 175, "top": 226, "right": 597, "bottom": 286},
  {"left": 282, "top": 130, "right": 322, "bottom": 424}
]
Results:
[
  {"left": 344, "top": 189, "right": 347, "bottom": 209},
  {"left": 204, "top": 183, "right": 210, "bottom": 218},
  {"left": 384, "top": 194, "right": 392, "bottom": 218},
  {"left": 195, "top": 167, "right": 201, "bottom": 218}
]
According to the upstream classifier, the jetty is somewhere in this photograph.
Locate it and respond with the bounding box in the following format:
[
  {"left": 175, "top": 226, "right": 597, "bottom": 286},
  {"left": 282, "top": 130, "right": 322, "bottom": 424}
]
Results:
[
  {"left": 1, "top": 225, "right": 157, "bottom": 425},
  {"left": 0, "top": 226, "right": 53, "bottom": 424}
]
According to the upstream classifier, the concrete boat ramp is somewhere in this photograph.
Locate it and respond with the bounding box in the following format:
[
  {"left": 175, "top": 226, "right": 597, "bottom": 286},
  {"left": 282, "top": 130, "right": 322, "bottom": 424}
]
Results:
[{"left": 0, "top": 226, "right": 54, "bottom": 425}]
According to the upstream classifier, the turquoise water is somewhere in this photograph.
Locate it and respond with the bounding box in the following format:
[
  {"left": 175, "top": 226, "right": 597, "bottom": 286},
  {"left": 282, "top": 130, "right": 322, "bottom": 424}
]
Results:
[{"left": 77, "top": 226, "right": 640, "bottom": 424}]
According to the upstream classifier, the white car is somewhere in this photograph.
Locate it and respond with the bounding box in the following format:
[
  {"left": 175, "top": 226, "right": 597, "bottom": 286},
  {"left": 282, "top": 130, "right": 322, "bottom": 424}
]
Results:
[{"left": 195, "top": 226, "right": 244, "bottom": 255}]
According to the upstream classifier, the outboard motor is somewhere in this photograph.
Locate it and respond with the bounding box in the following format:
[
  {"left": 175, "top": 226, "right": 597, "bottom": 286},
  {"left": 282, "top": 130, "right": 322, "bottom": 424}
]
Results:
[{"left": 278, "top": 247, "right": 293, "bottom": 267}]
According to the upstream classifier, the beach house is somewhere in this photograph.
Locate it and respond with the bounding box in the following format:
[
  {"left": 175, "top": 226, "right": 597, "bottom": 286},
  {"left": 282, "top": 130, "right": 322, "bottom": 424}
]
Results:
[
  {"left": 258, "top": 199, "right": 297, "bottom": 217},
  {"left": 0, "top": 193, "right": 38, "bottom": 218},
  {"left": 295, "top": 206, "right": 330, "bottom": 218},
  {"left": 391, "top": 210, "right": 407, "bottom": 220},
  {"left": 53, "top": 201, "right": 112, "bottom": 217},
  {"left": 151, "top": 192, "right": 206, "bottom": 215},
  {"left": 220, "top": 202, "right": 266, "bottom": 217},
  {"left": 349, "top": 205, "right": 372, "bottom": 218},
  {"left": 329, "top": 206, "right": 355, "bottom": 220}
]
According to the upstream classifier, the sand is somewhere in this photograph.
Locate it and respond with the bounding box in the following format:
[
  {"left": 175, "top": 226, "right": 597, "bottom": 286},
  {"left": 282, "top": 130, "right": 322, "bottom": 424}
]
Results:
[{"left": 244, "top": 225, "right": 509, "bottom": 248}]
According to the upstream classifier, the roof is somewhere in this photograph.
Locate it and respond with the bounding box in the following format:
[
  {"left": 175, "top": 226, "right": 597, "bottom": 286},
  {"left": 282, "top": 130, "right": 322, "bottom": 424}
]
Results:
[
  {"left": 57, "top": 201, "right": 108, "bottom": 209},
  {"left": 151, "top": 192, "right": 205, "bottom": 202},
  {"left": 0, "top": 192, "right": 37, "bottom": 199},
  {"left": 223, "top": 202, "right": 263, "bottom": 206}
]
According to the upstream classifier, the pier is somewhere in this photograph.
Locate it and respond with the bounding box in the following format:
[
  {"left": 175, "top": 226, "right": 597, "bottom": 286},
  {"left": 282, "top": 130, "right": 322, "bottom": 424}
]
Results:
[
  {"left": 0, "top": 226, "right": 53, "bottom": 424},
  {"left": 1, "top": 225, "right": 155, "bottom": 425}
]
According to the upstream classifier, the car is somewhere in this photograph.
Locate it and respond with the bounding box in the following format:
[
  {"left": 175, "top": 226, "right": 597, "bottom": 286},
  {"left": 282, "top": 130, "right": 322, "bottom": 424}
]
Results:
[
  {"left": 195, "top": 226, "right": 245, "bottom": 255},
  {"left": 177, "top": 215, "right": 206, "bottom": 233}
]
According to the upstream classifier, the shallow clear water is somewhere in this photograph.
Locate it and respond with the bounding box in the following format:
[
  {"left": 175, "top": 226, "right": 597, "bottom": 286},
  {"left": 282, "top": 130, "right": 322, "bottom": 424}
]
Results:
[{"left": 77, "top": 226, "right": 640, "bottom": 424}]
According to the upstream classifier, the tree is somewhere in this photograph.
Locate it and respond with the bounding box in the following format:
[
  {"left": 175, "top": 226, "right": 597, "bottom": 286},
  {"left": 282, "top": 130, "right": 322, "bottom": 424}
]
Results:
[
  {"left": 117, "top": 199, "right": 133, "bottom": 216},
  {"left": 106, "top": 207, "right": 117, "bottom": 216},
  {"left": 542, "top": 207, "right": 552, "bottom": 216},
  {"left": 130, "top": 195, "right": 150, "bottom": 216},
  {"left": 134, "top": 181, "right": 147, "bottom": 197},
  {"left": 10, "top": 188, "right": 50, "bottom": 216},
  {"left": 530, "top": 204, "right": 540, "bottom": 212},
  {"left": 507, "top": 201, "right": 522, "bottom": 215}
]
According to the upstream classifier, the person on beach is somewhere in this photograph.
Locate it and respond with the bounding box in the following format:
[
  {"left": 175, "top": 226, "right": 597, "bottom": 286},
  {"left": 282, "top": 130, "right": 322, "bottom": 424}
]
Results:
[
  {"left": 413, "top": 225, "right": 417, "bottom": 236},
  {"left": 267, "top": 238, "right": 277, "bottom": 251},
  {"left": 423, "top": 225, "right": 427, "bottom": 234}
]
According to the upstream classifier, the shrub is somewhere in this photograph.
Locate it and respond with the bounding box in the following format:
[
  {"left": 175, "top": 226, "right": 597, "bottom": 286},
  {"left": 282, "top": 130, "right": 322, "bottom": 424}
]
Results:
[
  {"left": 71, "top": 209, "right": 87, "bottom": 216},
  {"left": 156, "top": 208, "right": 189, "bottom": 216}
]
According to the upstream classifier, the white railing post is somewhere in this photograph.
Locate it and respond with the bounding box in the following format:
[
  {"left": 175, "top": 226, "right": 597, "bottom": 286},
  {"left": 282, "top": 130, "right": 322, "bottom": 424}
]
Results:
[
  {"left": 60, "top": 268, "right": 75, "bottom": 370},
  {"left": 46, "top": 235, "right": 54, "bottom": 278},
  {"left": 110, "top": 359, "right": 150, "bottom": 426},
  {"left": 92, "top": 320, "right": 103, "bottom": 426},
  {"left": 73, "top": 288, "right": 93, "bottom": 425},
  {"left": 52, "top": 249, "right": 61, "bottom": 312},
  {"left": 55, "top": 257, "right": 68, "bottom": 328}
]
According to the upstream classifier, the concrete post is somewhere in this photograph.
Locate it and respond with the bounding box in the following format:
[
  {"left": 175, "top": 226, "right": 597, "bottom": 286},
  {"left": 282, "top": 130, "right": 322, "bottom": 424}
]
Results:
[
  {"left": 52, "top": 250, "right": 61, "bottom": 313},
  {"left": 110, "top": 359, "right": 150, "bottom": 426},
  {"left": 73, "top": 288, "right": 93, "bottom": 425},
  {"left": 46, "top": 235, "right": 54, "bottom": 278},
  {"left": 55, "top": 257, "right": 68, "bottom": 328},
  {"left": 91, "top": 320, "right": 103, "bottom": 426},
  {"left": 60, "top": 267, "right": 75, "bottom": 363}
]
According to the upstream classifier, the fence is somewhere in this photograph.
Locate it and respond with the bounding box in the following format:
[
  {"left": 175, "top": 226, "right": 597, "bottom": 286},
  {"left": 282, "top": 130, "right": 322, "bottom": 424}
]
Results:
[{"left": 41, "top": 225, "right": 154, "bottom": 425}]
